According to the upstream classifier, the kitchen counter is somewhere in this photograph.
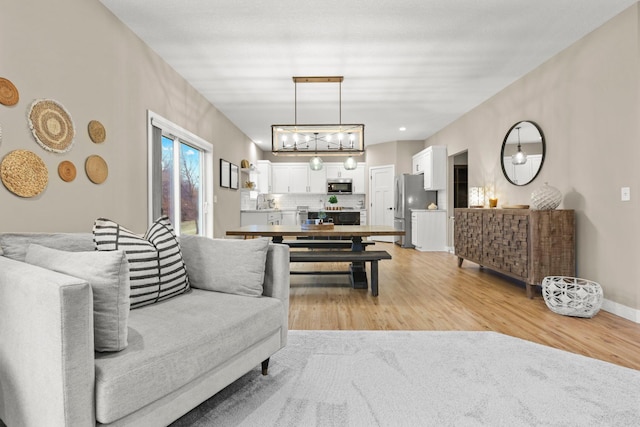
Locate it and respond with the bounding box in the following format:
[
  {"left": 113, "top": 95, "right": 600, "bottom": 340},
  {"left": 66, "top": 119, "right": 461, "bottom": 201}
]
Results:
[
  {"left": 240, "top": 208, "right": 296, "bottom": 213},
  {"left": 307, "top": 209, "right": 367, "bottom": 212}
]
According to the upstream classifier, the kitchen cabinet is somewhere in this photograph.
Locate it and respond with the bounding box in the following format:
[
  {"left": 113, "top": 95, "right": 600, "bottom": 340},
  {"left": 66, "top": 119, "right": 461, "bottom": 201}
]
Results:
[
  {"left": 255, "top": 160, "right": 272, "bottom": 193},
  {"left": 308, "top": 167, "right": 327, "bottom": 193},
  {"left": 454, "top": 208, "right": 575, "bottom": 298},
  {"left": 325, "top": 164, "right": 343, "bottom": 179},
  {"left": 270, "top": 161, "right": 365, "bottom": 194},
  {"left": 411, "top": 210, "right": 447, "bottom": 252},
  {"left": 272, "top": 164, "right": 308, "bottom": 193},
  {"left": 359, "top": 211, "right": 367, "bottom": 226},
  {"left": 412, "top": 146, "right": 447, "bottom": 190},
  {"left": 240, "top": 211, "right": 282, "bottom": 226},
  {"left": 281, "top": 211, "right": 297, "bottom": 226},
  {"left": 350, "top": 164, "right": 366, "bottom": 193},
  {"left": 412, "top": 151, "right": 426, "bottom": 175},
  {"left": 272, "top": 163, "right": 325, "bottom": 194}
]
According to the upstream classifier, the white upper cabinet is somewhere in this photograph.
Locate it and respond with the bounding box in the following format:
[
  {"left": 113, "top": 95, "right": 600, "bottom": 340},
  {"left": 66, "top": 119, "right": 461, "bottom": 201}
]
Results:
[
  {"left": 255, "top": 160, "right": 272, "bottom": 193},
  {"left": 271, "top": 163, "right": 326, "bottom": 193},
  {"left": 270, "top": 161, "right": 365, "bottom": 194},
  {"left": 413, "top": 146, "right": 447, "bottom": 190},
  {"left": 273, "top": 163, "right": 307, "bottom": 193},
  {"left": 412, "top": 151, "right": 426, "bottom": 175},
  {"left": 308, "top": 167, "right": 327, "bottom": 193}
]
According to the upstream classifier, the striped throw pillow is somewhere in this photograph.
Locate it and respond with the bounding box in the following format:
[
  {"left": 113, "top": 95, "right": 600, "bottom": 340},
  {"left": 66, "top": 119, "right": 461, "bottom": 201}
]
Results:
[{"left": 93, "top": 216, "right": 190, "bottom": 309}]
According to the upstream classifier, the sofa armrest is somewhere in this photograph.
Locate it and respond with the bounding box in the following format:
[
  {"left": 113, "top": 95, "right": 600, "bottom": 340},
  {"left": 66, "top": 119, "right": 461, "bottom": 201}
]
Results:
[
  {"left": 0, "top": 257, "right": 95, "bottom": 427},
  {"left": 262, "top": 243, "right": 290, "bottom": 345}
]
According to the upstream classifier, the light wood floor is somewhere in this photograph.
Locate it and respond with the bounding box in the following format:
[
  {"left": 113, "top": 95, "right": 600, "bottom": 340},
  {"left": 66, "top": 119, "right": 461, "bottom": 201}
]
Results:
[{"left": 288, "top": 242, "right": 640, "bottom": 371}]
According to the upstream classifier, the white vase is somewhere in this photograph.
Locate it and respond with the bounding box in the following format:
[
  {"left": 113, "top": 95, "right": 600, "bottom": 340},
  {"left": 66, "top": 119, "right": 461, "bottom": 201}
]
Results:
[{"left": 531, "top": 182, "right": 562, "bottom": 210}]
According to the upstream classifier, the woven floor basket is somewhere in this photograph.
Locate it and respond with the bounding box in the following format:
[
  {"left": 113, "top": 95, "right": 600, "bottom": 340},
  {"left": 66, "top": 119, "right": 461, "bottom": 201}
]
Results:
[{"left": 541, "top": 276, "right": 603, "bottom": 318}]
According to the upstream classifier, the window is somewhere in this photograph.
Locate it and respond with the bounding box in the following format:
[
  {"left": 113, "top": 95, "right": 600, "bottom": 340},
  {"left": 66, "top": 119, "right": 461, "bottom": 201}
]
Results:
[{"left": 148, "top": 111, "right": 214, "bottom": 237}]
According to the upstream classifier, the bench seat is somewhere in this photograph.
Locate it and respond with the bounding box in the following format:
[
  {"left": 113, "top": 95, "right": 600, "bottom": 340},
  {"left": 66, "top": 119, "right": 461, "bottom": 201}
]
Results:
[
  {"left": 289, "top": 250, "right": 391, "bottom": 296},
  {"left": 282, "top": 239, "right": 375, "bottom": 250}
]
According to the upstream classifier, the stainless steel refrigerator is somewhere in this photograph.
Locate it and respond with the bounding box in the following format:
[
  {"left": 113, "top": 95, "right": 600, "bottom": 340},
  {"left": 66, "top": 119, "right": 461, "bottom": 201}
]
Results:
[{"left": 394, "top": 174, "right": 437, "bottom": 248}]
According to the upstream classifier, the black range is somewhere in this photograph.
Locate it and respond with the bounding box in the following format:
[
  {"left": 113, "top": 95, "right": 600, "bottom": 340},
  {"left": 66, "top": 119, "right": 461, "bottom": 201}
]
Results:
[{"left": 307, "top": 210, "right": 360, "bottom": 225}]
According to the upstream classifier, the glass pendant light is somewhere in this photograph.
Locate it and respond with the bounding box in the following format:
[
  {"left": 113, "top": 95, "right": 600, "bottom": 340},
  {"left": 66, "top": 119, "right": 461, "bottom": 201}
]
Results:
[
  {"left": 309, "top": 133, "right": 323, "bottom": 170},
  {"left": 343, "top": 156, "right": 357, "bottom": 170},
  {"left": 511, "top": 126, "right": 528, "bottom": 165},
  {"left": 309, "top": 156, "right": 323, "bottom": 170}
]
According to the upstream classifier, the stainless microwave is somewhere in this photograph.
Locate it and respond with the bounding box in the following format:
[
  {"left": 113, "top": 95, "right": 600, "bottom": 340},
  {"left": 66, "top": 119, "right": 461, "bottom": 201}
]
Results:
[{"left": 327, "top": 178, "right": 353, "bottom": 194}]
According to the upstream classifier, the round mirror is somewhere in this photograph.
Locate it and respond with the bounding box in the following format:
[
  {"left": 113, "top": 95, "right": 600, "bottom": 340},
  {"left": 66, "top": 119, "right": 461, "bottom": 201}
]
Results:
[{"left": 500, "top": 121, "right": 545, "bottom": 186}]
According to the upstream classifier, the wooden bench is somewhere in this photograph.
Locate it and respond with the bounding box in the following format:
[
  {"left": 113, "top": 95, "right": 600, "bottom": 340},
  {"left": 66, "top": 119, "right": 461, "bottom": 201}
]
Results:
[
  {"left": 282, "top": 239, "right": 375, "bottom": 250},
  {"left": 289, "top": 250, "right": 391, "bottom": 296}
]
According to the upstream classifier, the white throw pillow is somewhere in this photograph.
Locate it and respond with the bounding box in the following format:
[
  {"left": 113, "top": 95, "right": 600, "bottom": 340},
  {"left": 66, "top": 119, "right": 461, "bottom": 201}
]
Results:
[
  {"left": 179, "top": 235, "right": 270, "bottom": 297},
  {"left": 93, "top": 216, "right": 190, "bottom": 309},
  {"left": 25, "top": 243, "right": 130, "bottom": 352}
]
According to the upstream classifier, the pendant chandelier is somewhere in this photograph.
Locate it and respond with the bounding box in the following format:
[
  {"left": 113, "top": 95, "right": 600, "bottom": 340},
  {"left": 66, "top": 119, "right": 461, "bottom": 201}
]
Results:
[
  {"left": 511, "top": 126, "right": 528, "bottom": 165},
  {"left": 272, "top": 77, "right": 365, "bottom": 168}
]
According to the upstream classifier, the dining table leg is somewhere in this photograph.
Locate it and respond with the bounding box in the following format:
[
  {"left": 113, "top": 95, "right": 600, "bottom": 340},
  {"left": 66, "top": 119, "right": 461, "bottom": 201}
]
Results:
[{"left": 350, "top": 236, "right": 368, "bottom": 289}]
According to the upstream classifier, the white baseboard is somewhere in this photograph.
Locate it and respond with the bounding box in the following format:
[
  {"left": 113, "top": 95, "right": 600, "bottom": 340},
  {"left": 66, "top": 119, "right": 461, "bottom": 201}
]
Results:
[{"left": 602, "top": 299, "right": 640, "bottom": 324}]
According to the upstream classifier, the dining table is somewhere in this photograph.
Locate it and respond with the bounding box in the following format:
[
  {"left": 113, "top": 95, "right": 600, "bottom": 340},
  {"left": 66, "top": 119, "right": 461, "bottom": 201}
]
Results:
[
  {"left": 225, "top": 224, "right": 405, "bottom": 291},
  {"left": 226, "top": 224, "right": 403, "bottom": 246}
]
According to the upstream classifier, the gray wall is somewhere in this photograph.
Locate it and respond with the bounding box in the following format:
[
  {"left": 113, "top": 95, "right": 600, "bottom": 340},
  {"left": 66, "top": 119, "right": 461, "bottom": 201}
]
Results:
[
  {"left": 0, "top": 0, "right": 259, "bottom": 237},
  {"left": 425, "top": 5, "right": 640, "bottom": 312},
  {"left": 366, "top": 140, "right": 425, "bottom": 174}
]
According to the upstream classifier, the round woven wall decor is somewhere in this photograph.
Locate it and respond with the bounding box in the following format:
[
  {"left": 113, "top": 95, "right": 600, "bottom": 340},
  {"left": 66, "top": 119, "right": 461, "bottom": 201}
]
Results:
[
  {"left": 85, "top": 155, "right": 108, "bottom": 184},
  {"left": 88, "top": 120, "right": 106, "bottom": 143},
  {"left": 28, "top": 99, "right": 75, "bottom": 153},
  {"left": 58, "top": 160, "right": 76, "bottom": 182},
  {"left": 0, "top": 78, "right": 19, "bottom": 106},
  {"left": 1, "top": 149, "right": 48, "bottom": 197}
]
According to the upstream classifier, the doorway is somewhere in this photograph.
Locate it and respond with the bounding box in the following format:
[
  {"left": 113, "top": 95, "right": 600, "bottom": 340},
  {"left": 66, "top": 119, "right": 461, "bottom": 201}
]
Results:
[
  {"left": 453, "top": 152, "right": 468, "bottom": 208},
  {"left": 369, "top": 164, "right": 395, "bottom": 242}
]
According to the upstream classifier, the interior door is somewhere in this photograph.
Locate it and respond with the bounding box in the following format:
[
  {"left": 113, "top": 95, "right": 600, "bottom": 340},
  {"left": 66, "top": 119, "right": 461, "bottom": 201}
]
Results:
[{"left": 369, "top": 165, "right": 395, "bottom": 242}]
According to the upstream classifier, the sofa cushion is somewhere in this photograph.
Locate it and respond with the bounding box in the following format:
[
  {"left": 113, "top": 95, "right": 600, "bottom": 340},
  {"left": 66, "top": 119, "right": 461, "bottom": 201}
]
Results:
[
  {"left": 180, "top": 235, "right": 270, "bottom": 297},
  {"left": 93, "top": 216, "right": 190, "bottom": 309},
  {"left": 0, "top": 232, "right": 94, "bottom": 262},
  {"left": 93, "top": 289, "right": 284, "bottom": 424},
  {"left": 24, "top": 244, "right": 130, "bottom": 352}
]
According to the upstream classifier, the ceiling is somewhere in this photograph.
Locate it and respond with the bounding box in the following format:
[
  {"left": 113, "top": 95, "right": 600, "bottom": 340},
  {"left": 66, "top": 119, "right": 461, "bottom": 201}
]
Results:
[{"left": 100, "top": 0, "right": 637, "bottom": 151}]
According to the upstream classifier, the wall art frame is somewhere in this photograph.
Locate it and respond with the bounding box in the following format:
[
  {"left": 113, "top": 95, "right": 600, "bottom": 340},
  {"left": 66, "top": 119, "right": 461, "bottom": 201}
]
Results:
[
  {"left": 230, "top": 163, "right": 239, "bottom": 190},
  {"left": 220, "top": 159, "right": 230, "bottom": 188}
]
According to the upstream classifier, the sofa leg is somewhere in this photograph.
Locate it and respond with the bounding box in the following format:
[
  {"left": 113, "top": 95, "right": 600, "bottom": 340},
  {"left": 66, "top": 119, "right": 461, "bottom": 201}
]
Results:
[{"left": 261, "top": 358, "right": 270, "bottom": 376}]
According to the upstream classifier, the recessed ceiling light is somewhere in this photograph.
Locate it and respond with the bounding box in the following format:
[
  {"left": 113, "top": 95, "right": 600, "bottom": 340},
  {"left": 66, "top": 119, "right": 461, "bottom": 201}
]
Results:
[{"left": 399, "top": 127, "right": 406, "bottom": 131}]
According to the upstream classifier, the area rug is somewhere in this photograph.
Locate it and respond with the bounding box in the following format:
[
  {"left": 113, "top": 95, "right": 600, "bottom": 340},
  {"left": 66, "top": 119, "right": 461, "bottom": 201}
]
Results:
[{"left": 171, "top": 331, "right": 640, "bottom": 426}]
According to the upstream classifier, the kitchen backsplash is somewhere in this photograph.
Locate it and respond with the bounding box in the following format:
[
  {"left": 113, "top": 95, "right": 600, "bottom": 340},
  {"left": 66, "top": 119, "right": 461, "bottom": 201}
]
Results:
[{"left": 241, "top": 192, "right": 366, "bottom": 211}]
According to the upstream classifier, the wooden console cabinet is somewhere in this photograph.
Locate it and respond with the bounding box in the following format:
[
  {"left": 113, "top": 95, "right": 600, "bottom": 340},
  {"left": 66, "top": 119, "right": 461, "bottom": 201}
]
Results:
[{"left": 454, "top": 208, "right": 575, "bottom": 298}]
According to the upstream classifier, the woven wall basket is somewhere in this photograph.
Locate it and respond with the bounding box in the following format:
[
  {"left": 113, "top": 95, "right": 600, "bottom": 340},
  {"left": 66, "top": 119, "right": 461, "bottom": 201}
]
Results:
[
  {"left": 88, "top": 120, "right": 106, "bottom": 143},
  {"left": 1, "top": 149, "right": 48, "bottom": 197},
  {"left": 28, "top": 99, "right": 75, "bottom": 153},
  {"left": 85, "top": 155, "right": 108, "bottom": 184},
  {"left": 0, "top": 77, "right": 19, "bottom": 106},
  {"left": 58, "top": 160, "right": 76, "bottom": 182}
]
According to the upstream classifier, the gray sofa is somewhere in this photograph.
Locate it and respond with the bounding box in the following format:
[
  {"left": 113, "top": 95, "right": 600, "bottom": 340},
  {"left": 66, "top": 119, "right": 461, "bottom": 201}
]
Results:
[{"left": 0, "top": 233, "right": 290, "bottom": 426}]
